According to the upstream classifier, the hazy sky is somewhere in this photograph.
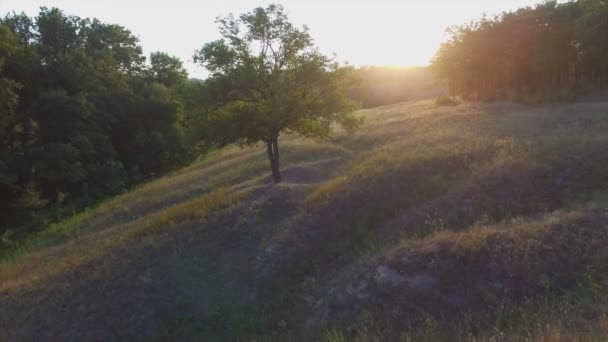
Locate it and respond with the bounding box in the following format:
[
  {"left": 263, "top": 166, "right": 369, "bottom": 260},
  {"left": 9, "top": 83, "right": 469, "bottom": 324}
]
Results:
[{"left": 0, "top": 0, "right": 542, "bottom": 78}]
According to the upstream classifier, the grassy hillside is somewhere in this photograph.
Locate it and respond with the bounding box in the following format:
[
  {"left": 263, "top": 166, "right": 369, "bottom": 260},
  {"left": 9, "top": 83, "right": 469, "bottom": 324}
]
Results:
[{"left": 3, "top": 100, "right": 608, "bottom": 340}]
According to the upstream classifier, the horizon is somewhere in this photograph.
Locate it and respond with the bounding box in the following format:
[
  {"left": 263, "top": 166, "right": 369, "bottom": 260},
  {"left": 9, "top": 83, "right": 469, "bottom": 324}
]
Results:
[{"left": 1, "top": 0, "right": 542, "bottom": 78}]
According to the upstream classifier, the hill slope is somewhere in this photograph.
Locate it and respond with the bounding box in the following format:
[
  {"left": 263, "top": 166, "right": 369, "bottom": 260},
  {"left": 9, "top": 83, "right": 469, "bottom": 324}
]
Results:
[{"left": 3, "top": 100, "right": 608, "bottom": 340}]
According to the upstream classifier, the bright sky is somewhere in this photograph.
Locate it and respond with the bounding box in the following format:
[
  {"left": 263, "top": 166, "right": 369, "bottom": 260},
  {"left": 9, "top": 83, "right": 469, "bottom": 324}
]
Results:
[{"left": 0, "top": 0, "right": 541, "bottom": 78}]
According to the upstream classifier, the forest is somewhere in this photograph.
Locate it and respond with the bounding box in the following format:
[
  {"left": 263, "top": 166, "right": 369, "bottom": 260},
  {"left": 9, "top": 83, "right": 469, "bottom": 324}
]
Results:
[
  {"left": 432, "top": 0, "right": 608, "bottom": 102},
  {"left": 0, "top": 6, "right": 429, "bottom": 235},
  {"left": 0, "top": 8, "right": 203, "bottom": 233}
]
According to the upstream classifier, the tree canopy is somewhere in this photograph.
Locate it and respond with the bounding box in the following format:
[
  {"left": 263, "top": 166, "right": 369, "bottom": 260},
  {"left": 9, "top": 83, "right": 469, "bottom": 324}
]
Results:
[
  {"left": 0, "top": 7, "right": 200, "bottom": 234},
  {"left": 194, "top": 4, "right": 360, "bottom": 183},
  {"left": 432, "top": 0, "right": 608, "bottom": 102}
]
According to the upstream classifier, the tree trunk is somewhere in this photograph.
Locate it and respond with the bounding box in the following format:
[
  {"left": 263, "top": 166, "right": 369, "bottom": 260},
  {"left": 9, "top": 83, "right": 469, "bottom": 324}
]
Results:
[{"left": 266, "top": 135, "right": 282, "bottom": 183}]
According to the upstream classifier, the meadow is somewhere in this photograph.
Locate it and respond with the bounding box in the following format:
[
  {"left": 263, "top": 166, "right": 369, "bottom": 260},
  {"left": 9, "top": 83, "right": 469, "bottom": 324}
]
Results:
[{"left": 3, "top": 99, "right": 608, "bottom": 340}]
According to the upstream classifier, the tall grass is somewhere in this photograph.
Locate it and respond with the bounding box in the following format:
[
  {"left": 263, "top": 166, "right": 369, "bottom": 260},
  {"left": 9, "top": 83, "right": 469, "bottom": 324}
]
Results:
[
  {"left": 123, "top": 187, "right": 243, "bottom": 240},
  {"left": 0, "top": 188, "right": 245, "bottom": 291}
]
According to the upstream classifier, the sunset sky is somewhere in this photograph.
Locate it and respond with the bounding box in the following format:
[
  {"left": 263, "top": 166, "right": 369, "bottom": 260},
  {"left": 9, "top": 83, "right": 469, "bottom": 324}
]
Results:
[{"left": 0, "top": 0, "right": 542, "bottom": 78}]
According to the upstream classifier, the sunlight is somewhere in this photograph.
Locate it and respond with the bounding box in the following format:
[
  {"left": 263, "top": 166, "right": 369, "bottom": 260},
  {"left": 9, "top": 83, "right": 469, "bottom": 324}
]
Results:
[{"left": 0, "top": 0, "right": 541, "bottom": 77}]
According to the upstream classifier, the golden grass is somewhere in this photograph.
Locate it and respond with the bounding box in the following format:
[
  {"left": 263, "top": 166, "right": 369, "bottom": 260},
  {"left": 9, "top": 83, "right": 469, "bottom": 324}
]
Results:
[
  {"left": 411, "top": 209, "right": 579, "bottom": 254},
  {"left": 306, "top": 175, "right": 349, "bottom": 204},
  {"left": 308, "top": 99, "right": 608, "bottom": 208},
  {"left": 84, "top": 139, "right": 348, "bottom": 230},
  {"left": 0, "top": 188, "right": 245, "bottom": 292},
  {"left": 307, "top": 141, "right": 485, "bottom": 204},
  {"left": 318, "top": 208, "right": 607, "bottom": 342},
  {"left": 96, "top": 151, "right": 262, "bottom": 214},
  {"left": 123, "top": 187, "right": 243, "bottom": 241},
  {"left": 0, "top": 148, "right": 266, "bottom": 263},
  {"left": 0, "top": 131, "right": 351, "bottom": 293}
]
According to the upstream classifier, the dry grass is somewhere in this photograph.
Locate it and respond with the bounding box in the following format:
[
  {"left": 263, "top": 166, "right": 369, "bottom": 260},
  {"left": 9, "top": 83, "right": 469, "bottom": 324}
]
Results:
[
  {"left": 312, "top": 207, "right": 608, "bottom": 341},
  {"left": 0, "top": 188, "right": 244, "bottom": 291},
  {"left": 0, "top": 133, "right": 348, "bottom": 296},
  {"left": 6, "top": 99, "right": 608, "bottom": 340},
  {"left": 122, "top": 187, "right": 244, "bottom": 240}
]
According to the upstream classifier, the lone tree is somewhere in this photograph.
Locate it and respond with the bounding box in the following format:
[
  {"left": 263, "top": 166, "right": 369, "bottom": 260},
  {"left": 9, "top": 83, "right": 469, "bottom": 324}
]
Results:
[{"left": 195, "top": 4, "right": 360, "bottom": 183}]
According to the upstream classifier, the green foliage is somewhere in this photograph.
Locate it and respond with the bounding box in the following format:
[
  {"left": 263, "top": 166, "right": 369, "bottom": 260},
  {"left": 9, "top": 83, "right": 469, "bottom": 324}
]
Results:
[
  {"left": 19, "top": 183, "right": 49, "bottom": 213},
  {"left": 0, "top": 8, "right": 201, "bottom": 234},
  {"left": 146, "top": 51, "right": 188, "bottom": 88},
  {"left": 194, "top": 4, "right": 361, "bottom": 182},
  {"left": 432, "top": 0, "right": 608, "bottom": 101}
]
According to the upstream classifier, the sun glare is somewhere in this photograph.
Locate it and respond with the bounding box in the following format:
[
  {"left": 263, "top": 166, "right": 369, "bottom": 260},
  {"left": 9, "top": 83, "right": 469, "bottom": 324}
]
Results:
[{"left": 0, "top": 0, "right": 540, "bottom": 78}]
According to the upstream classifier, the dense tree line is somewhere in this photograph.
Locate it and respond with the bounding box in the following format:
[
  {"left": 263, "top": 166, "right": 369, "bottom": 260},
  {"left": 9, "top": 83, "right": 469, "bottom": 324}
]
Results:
[
  {"left": 432, "top": 0, "right": 608, "bottom": 102},
  {"left": 0, "top": 8, "right": 204, "bottom": 233}
]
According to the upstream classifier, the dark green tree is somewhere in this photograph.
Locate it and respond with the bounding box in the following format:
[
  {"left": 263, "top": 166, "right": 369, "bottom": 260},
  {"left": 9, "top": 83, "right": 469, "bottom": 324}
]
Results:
[
  {"left": 194, "top": 4, "right": 360, "bottom": 183},
  {"left": 147, "top": 52, "right": 188, "bottom": 88},
  {"left": 0, "top": 7, "right": 197, "bottom": 233}
]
